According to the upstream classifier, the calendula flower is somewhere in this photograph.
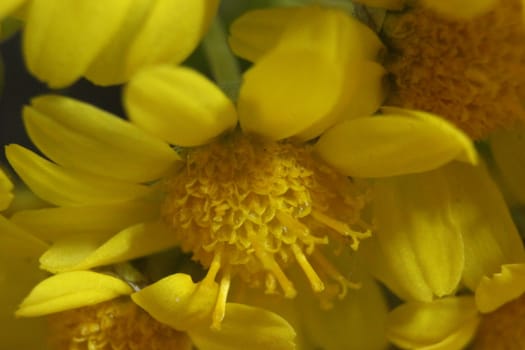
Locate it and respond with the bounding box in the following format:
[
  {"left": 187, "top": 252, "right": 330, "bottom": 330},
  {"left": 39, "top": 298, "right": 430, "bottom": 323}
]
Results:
[
  {"left": 0, "top": 167, "right": 49, "bottom": 348},
  {"left": 362, "top": 161, "right": 525, "bottom": 348},
  {"left": 12, "top": 0, "right": 219, "bottom": 88},
  {"left": 7, "top": 4, "right": 476, "bottom": 347}
]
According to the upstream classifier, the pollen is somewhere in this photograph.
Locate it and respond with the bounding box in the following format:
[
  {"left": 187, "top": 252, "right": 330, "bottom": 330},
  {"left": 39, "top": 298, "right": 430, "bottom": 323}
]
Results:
[
  {"left": 47, "top": 298, "right": 192, "bottom": 350},
  {"left": 162, "top": 133, "right": 371, "bottom": 328},
  {"left": 472, "top": 292, "right": 525, "bottom": 349},
  {"left": 383, "top": 0, "right": 525, "bottom": 140}
]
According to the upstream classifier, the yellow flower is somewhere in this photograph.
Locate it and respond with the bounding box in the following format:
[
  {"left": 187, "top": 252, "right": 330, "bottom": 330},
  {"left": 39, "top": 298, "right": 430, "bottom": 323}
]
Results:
[
  {"left": 15, "top": 0, "right": 219, "bottom": 87},
  {"left": 0, "top": 167, "right": 49, "bottom": 349},
  {"left": 7, "top": 4, "right": 476, "bottom": 347}
]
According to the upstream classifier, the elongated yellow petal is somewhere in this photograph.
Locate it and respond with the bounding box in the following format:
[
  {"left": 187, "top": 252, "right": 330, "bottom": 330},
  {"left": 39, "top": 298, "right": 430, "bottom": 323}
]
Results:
[
  {"left": 387, "top": 297, "right": 479, "bottom": 350},
  {"left": 189, "top": 303, "right": 296, "bottom": 350},
  {"left": 0, "top": 215, "right": 48, "bottom": 258},
  {"left": 353, "top": 0, "right": 405, "bottom": 10},
  {"left": 315, "top": 109, "right": 477, "bottom": 177},
  {"left": 361, "top": 167, "right": 464, "bottom": 301},
  {"left": 11, "top": 201, "right": 159, "bottom": 242},
  {"left": 0, "top": 167, "right": 14, "bottom": 211},
  {"left": 490, "top": 127, "right": 525, "bottom": 204},
  {"left": 124, "top": 0, "right": 218, "bottom": 75},
  {"left": 40, "top": 221, "right": 178, "bottom": 273},
  {"left": 16, "top": 271, "right": 133, "bottom": 317},
  {"left": 132, "top": 273, "right": 218, "bottom": 331},
  {"left": 421, "top": 0, "right": 497, "bottom": 19},
  {"left": 444, "top": 162, "right": 525, "bottom": 290},
  {"left": 297, "top": 274, "right": 388, "bottom": 350},
  {"left": 23, "top": 0, "right": 133, "bottom": 87},
  {"left": 476, "top": 264, "right": 525, "bottom": 313},
  {"left": 24, "top": 95, "right": 180, "bottom": 183},
  {"left": 125, "top": 65, "right": 237, "bottom": 147},
  {"left": 6, "top": 145, "right": 151, "bottom": 206},
  {"left": 0, "top": 0, "right": 24, "bottom": 20}
]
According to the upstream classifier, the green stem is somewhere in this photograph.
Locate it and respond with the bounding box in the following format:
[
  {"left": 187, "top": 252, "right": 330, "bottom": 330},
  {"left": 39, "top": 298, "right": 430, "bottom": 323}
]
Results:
[{"left": 202, "top": 16, "right": 241, "bottom": 101}]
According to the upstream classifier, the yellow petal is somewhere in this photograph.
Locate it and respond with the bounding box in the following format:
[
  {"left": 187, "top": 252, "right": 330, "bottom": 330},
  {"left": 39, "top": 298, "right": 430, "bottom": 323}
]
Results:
[
  {"left": 132, "top": 273, "right": 218, "bottom": 331},
  {"left": 298, "top": 274, "right": 388, "bottom": 350},
  {"left": 125, "top": 65, "right": 237, "bottom": 147},
  {"left": 23, "top": 0, "right": 133, "bottom": 87},
  {"left": 315, "top": 108, "right": 477, "bottom": 177},
  {"left": 40, "top": 221, "right": 178, "bottom": 273},
  {"left": 24, "top": 95, "right": 180, "bottom": 183},
  {"left": 0, "top": 0, "right": 25, "bottom": 21},
  {"left": 189, "top": 303, "right": 296, "bottom": 350},
  {"left": 352, "top": 0, "right": 405, "bottom": 10},
  {"left": 238, "top": 48, "right": 343, "bottom": 140},
  {"left": 476, "top": 264, "right": 525, "bottom": 313},
  {"left": 490, "top": 127, "right": 525, "bottom": 204},
  {"left": 387, "top": 297, "right": 479, "bottom": 350},
  {"left": 421, "top": 0, "right": 497, "bottom": 19},
  {"left": 16, "top": 271, "right": 133, "bottom": 317},
  {"left": 361, "top": 167, "right": 464, "bottom": 301},
  {"left": 444, "top": 162, "right": 525, "bottom": 290},
  {"left": 11, "top": 201, "right": 159, "bottom": 242},
  {"left": 228, "top": 6, "right": 298, "bottom": 62},
  {"left": 6, "top": 144, "right": 151, "bottom": 206},
  {"left": 124, "top": 0, "right": 218, "bottom": 75},
  {"left": 0, "top": 167, "right": 14, "bottom": 211},
  {"left": 0, "top": 215, "right": 48, "bottom": 259}
]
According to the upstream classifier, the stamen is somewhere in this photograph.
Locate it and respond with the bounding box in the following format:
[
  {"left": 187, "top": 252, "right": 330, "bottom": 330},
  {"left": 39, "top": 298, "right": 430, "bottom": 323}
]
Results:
[
  {"left": 291, "top": 244, "right": 325, "bottom": 292},
  {"left": 311, "top": 210, "right": 371, "bottom": 250},
  {"left": 203, "top": 250, "right": 222, "bottom": 285},
  {"left": 312, "top": 250, "right": 361, "bottom": 299},
  {"left": 254, "top": 245, "right": 297, "bottom": 298},
  {"left": 211, "top": 268, "right": 232, "bottom": 330}
]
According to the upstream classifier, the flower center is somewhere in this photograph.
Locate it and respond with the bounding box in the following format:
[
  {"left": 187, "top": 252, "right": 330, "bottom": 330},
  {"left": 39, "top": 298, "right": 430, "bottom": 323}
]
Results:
[
  {"left": 472, "top": 292, "right": 525, "bottom": 349},
  {"left": 383, "top": 0, "right": 525, "bottom": 140},
  {"left": 47, "top": 298, "right": 191, "bottom": 350},
  {"left": 162, "top": 133, "right": 371, "bottom": 328}
]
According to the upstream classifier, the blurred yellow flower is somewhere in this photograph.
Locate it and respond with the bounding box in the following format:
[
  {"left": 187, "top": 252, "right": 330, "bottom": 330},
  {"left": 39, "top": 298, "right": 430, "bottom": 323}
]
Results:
[{"left": 18, "top": 0, "right": 219, "bottom": 87}]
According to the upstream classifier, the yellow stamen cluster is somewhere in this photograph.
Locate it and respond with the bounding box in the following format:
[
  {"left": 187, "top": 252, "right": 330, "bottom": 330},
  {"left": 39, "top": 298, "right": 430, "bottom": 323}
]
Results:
[
  {"left": 472, "top": 292, "right": 525, "bottom": 349},
  {"left": 47, "top": 298, "right": 191, "bottom": 350},
  {"left": 162, "top": 133, "right": 370, "bottom": 325},
  {"left": 384, "top": 0, "right": 525, "bottom": 140}
]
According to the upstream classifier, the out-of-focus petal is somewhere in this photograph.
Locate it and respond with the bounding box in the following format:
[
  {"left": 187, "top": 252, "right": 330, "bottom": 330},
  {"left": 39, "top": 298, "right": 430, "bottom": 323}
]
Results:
[
  {"left": 476, "top": 264, "right": 525, "bottom": 313},
  {"left": 298, "top": 274, "right": 389, "bottom": 350},
  {"left": 189, "top": 303, "right": 296, "bottom": 350},
  {"left": 11, "top": 201, "right": 159, "bottom": 242},
  {"left": 0, "top": 215, "right": 48, "bottom": 258},
  {"left": 124, "top": 0, "right": 218, "bottom": 75},
  {"left": 228, "top": 6, "right": 297, "bottom": 62},
  {"left": 387, "top": 297, "right": 480, "bottom": 350},
  {"left": 361, "top": 166, "right": 464, "bottom": 301},
  {"left": 125, "top": 65, "right": 237, "bottom": 147},
  {"left": 132, "top": 273, "right": 218, "bottom": 331},
  {"left": 40, "top": 221, "right": 178, "bottom": 273},
  {"left": 421, "top": 0, "right": 497, "bottom": 19},
  {"left": 6, "top": 145, "right": 151, "bottom": 206},
  {"left": 315, "top": 108, "right": 477, "bottom": 178},
  {"left": 490, "top": 127, "right": 525, "bottom": 204},
  {"left": 0, "top": 167, "right": 14, "bottom": 211},
  {"left": 24, "top": 95, "right": 180, "bottom": 183},
  {"left": 0, "top": 0, "right": 25, "bottom": 21},
  {"left": 23, "top": 0, "right": 133, "bottom": 87},
  {"left": 16, "top": 271, "right": 133, "bottom": 317},
  {"left": 444, "top": 162, "right": 525, "bottom": 290}
]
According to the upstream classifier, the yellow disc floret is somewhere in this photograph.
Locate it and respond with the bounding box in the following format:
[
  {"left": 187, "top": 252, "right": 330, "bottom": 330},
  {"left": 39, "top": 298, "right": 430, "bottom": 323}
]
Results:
[
  {"left": 162, "top": 133, "right": 371, "bottom": 327},
  {"left": 47, "top": 298, "right": 192, "bottom": 350}
]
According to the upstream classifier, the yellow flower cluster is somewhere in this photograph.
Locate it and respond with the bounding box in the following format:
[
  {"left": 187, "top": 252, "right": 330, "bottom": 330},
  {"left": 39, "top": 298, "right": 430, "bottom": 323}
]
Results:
[{"left": 0, "top": 1, "right": 524, "bottom": 350}]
